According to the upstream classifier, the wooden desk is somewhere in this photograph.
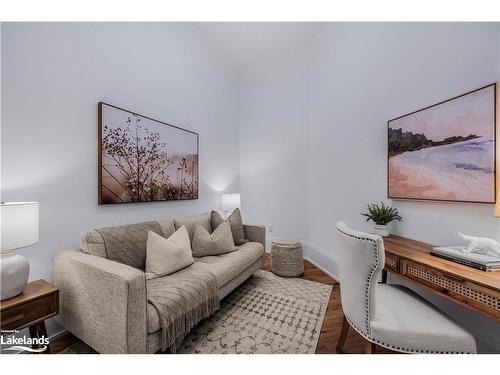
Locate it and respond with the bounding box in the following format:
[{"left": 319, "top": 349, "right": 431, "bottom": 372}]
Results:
[
  {"left": 0, "top": 280, "right": 59, "bottom": 353},
  {"left": 383, "top": 235, "right": 500, "bottom": 322}
]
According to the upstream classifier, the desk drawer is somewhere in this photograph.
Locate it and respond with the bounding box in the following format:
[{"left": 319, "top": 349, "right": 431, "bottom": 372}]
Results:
[
  {"left": 385, "top": 253, "right": 400, "bottom": 273},
  {"left": 402, "top": 260, "right": 500, "bottom": 319},
  {"left": 1, "top": 294, "right": 58, "bottom": 330}
]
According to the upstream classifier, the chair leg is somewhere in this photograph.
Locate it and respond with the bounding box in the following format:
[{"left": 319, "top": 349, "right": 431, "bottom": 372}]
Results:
[
  {"left": 365, "top": 341, "right": 376, "bottom": 354},
  {"left": 336, "top": 316, "right": 350, "bottom": 353},
  {"left": 380, "top": 269, "right": 388, "bottom": 284}
]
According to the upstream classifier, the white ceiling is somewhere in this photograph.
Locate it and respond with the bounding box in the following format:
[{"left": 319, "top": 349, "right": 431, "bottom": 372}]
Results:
[{"left": 195, "top": 22, "right": 326, "bottom": 67}]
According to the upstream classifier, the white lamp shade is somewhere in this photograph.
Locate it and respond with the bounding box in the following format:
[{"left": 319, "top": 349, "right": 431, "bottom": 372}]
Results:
[
  {"left": 1, "top": 202, "right": 39, "bottom": 252},
  {"left": 222, "top": 193, "right": 241, "bottom": 212}
]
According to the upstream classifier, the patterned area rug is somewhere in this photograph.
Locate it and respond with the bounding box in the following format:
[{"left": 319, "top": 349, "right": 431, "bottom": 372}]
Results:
[{"left": 59, "top": 270, "right": 333, "bottom": 354}]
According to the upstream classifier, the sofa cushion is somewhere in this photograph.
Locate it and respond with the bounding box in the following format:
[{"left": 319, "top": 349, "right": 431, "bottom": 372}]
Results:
[
  {"left": 192, "top": 221, "right": 237, "bottom": 257},
  {"left": 211, "top": 209, "right": 248, "bottom": 246},
  {"left": 80, "top": 230, "right": 107, "bottom": 258},
  {"left": 81, "top": 219, "right": 177, "bottom": 269},
  {"left": 82, "top": 221, "right": 162, "bottom": 269},
  {"left": 174, "top": 213, "right": 212, "bottom": 242},
  {"left": 157, "top": 219, "right": 176, "bottom": 238},
  {"left": 191, "top": 242, "right": 265, "bottom": 288},
  {"left": 145, "top": 227, "right": 194, "bottom": 279}
]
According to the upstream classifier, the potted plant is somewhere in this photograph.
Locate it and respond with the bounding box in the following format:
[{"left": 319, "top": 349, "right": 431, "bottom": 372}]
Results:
[{"left": 361, "top": 202, "right": 402, "bottom": 237}]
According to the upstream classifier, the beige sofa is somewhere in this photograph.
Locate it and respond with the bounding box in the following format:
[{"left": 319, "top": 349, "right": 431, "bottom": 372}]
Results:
[{"left": 54, "top": 213, "right": 265, "bottom": 354}]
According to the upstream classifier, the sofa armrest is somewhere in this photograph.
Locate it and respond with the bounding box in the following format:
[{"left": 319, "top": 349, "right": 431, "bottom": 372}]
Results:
[
  {"left": 243, "top": 224, "right": 266, "bottom": 249},
  {"left": 54, "top": 250, "right": 147, "bottom": 353}
]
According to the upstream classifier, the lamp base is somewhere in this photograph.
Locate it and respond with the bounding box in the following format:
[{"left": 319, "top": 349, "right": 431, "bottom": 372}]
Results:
[{"left": 0, "top": 252, "right": 30, "bottom": 301}]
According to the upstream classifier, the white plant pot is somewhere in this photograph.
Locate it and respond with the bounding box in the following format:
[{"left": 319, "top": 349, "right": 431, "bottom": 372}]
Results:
[{"left": 373, "top": 224, "right": 389, "bottom": 237}]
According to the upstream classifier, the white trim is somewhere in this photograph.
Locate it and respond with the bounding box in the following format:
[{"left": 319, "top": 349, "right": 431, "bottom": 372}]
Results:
[
  {"left": 302, "top": 240, "right": 339, "bottom": 282},
  {"left": 266, "top": 236, "right": 340, "bottom": 282},
  {"left": 304, "top": 252, "right": 340, "bottom": 283},
  {"left": 48, "top": 328, "right": 68, "bottom": 342}
]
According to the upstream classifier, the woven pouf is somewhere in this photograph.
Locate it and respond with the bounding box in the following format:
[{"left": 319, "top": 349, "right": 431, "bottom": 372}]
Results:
[{"left": 271, "top": 240, "right": 304, "bottom": 277}]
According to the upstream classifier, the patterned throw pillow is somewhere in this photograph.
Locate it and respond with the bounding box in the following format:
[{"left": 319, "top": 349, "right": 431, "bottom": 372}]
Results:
[
  {"left": 192, "top": 220, "right": 238, "bottom": 257},
  {"left": 145, "top": 226, "right": 194, "bottom": 279},
  {"left": 211, "top": 208, "right": 248, "bottom": 246}
]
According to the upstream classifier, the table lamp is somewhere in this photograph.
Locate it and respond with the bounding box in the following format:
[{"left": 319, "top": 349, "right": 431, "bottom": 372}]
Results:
[
  {"left": 1, "top": 202, "right": 39, "bottom": 301},
  {"left": 221, "top": 193, "right": 241, "bottom": 217}
]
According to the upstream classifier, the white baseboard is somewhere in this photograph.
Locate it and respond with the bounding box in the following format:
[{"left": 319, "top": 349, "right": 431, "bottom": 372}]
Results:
[
  {"left": 266, "top": 236, "right": 339, "bottom": 282},
  {"left": 302, "top": 241, "right": 340, "bottom": 283},
  {"left": 49, "top": 329, "right": 68, "bottom": 342},
  {"left": 303, "top": 255, "right": 340, "bottom": 283}
]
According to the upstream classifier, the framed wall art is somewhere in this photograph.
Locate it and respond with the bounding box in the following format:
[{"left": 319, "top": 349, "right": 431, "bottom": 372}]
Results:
[
  {"left": 388, "top": 84, "right": 496, "bottom": 203},
  {"left": 98, "top": 102, "right": 199, "bottom": 205}
]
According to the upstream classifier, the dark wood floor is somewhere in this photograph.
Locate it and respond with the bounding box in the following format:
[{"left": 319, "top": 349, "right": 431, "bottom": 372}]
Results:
[{"left": 51, "top": 256, "right": 394, "bottom": 354}]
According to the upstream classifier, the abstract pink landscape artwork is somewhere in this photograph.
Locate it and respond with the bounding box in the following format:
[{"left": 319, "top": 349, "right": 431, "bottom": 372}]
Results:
[{"left": 388, "top": 84, "right": 496, "bottom": 203}]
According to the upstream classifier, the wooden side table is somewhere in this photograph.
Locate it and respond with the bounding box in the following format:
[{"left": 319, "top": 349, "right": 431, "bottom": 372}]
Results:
[{"left": 0, "top": 279, "right": 59, "bottom": 353}]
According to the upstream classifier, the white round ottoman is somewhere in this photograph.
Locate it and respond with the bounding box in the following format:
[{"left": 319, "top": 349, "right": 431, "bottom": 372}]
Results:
[{"left": 271, "top": 240, "right": 304, "bottom": 277}]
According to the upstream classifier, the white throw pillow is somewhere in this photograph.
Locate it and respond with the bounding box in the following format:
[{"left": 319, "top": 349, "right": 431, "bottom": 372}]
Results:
[
  {"left": 211, "top": 209, "right": 248, "bottom": 245},
  {"left": 145, "top": 226, "right": 194, "bottom": 279},
  {"left": 192, "top": 220, "right": 238, "bottom": 257}
]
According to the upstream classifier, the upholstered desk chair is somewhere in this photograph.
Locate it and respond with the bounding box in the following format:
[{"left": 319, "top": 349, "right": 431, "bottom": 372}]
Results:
[{"left": 335, "top": 222, "right": 477, "bottom": 354}]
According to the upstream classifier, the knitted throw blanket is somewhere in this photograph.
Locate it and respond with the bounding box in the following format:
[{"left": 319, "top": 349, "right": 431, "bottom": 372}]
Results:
[{"left": 147, "top": 267, "right": 219, "bottom": 352}]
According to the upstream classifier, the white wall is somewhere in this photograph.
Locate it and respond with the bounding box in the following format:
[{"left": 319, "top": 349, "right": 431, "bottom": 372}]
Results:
[
  {"left": 239, "top": 50, "right": 309, "bottom": 241},
  {"left": 307, "top": 22, "right": 500, "bottom": 353},
  {"left": 0, "top": 23, "right": 2, "bottom": 195},
  {"left": 308, "top": 22, "right": 500, "bottom": 250},
  {"left": 1, "top": 22, "right": 240, "bottom": 335},
  {"left": 239, "top": 22, "right": 500, "bottom": 352},
  {"left": 3, "top": 22, "right": 500, "bottom": 351}
]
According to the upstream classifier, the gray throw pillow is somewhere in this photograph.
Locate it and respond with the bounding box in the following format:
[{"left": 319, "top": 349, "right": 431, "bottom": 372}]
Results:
[
  {"left": 192, "top": 220, "right": 238, "bottom": 257},
  {"left": 211, "top": 208, "right": 248, "bottom": 246},
  {"left": 145, "top": 226, "right": 194, "bottom": 279}
]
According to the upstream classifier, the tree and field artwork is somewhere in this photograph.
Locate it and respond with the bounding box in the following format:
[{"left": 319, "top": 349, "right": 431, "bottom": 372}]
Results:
[
  {"left": 388, "top": 84, "right": 496, "bottom": 203},
  {"left": 98, "top": 103, "right": 199, "bottom": 204}
]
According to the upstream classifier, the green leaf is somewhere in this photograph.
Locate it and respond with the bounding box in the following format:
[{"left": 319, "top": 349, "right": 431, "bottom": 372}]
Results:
[{"left": 361, "top": 202, "right": 402, "bottom": 225}]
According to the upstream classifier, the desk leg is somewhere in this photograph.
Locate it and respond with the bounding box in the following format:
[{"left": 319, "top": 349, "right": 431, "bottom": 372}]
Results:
[
  {"left": 28, "top": 322, "right": 51, "bottom": 354},
  {"left": 381, "top": 269, "right": 388, "bottom": 284},
  {"left": 365, "top": 341, "right": 376, "bottom": 354}
]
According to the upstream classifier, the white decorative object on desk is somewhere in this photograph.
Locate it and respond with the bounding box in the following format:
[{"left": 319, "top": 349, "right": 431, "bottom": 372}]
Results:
[
  {"left": 457, "top": 232, "right": 500, "bottom": 258},
  {"left": 221, "top": 193, "right": 241, "bottom": 217},
  {"left": 0, "top": 202, "right": 39, "bottom": 300}
]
